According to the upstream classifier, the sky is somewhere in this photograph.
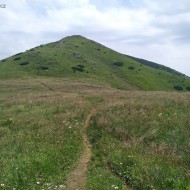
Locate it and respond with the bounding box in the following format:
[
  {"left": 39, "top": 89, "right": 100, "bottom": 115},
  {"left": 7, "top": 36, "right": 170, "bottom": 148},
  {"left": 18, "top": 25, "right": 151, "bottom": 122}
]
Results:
[{"left": 1, "top": 0, "right": 190, "bottom": 76}]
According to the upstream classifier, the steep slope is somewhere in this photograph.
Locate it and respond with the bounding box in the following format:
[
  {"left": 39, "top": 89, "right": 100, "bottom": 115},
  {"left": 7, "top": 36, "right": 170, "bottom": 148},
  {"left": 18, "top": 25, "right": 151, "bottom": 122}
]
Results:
[
  {"left": 1, "top": 35, "right": 190, "bottom": 91},
  {"left": 127, "top": 55, "right": 184, "bottom": 76}
]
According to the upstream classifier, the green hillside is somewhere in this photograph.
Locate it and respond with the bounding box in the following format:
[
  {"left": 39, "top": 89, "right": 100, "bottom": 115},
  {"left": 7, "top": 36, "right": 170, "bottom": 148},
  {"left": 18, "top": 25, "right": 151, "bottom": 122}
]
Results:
[{"left": 1, "top": 35, "right": 190, "bottom": 91}]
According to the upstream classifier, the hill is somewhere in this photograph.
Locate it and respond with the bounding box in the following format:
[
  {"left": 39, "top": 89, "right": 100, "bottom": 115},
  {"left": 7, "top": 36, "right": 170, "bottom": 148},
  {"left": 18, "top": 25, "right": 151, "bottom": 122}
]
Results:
[{"left": 1, "top": 35, "right": 190, "bottom": 91}]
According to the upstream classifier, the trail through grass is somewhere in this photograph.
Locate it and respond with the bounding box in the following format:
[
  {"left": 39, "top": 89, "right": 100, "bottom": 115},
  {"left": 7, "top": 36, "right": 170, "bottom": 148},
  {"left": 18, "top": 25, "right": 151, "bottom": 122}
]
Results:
[
  {"left": 65, "top": 108, "right": 95, "bottom": 190},
  {"left": 0, "top": 78, "right": 190, "bottom": 189}
]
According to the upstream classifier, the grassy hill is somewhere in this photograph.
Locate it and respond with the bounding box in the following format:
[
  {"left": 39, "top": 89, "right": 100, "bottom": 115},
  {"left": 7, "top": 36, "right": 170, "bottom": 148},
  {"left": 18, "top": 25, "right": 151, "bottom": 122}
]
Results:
[
  {"left": 1, "top": 35, "right": 190, "bottom": 189},
  {"left": 1, "top": 35, "right": 190, "bottom": 91}
]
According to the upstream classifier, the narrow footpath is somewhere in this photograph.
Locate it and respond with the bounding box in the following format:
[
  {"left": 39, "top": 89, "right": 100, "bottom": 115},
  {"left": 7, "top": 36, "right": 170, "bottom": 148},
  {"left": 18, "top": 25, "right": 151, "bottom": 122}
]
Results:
[{"left": 65, "top": 108, "right": 96, "bottom": 190}]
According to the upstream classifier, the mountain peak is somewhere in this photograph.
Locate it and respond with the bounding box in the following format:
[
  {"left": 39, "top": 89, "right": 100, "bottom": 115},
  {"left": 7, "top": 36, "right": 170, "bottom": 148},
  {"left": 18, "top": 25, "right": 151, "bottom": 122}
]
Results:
[
  {"left": 1, "top": 35, "right": 190, "bottom": 91},
  {"left": 60, "top": 35, "right": 86, "bottom": 41}
]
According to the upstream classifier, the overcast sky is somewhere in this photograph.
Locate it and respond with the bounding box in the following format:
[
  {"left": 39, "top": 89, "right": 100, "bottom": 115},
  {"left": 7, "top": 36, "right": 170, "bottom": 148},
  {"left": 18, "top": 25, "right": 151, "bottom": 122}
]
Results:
[{"left": 1, "top": 0, "right": 190, "bottom": 76}]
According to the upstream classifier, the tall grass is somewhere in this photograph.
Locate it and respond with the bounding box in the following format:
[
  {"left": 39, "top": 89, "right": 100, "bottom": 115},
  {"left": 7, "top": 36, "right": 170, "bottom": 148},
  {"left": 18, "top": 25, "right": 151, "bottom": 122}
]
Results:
[
  {"left": 0, "top": 78, "right": 190, "bottom": 189},
  {"left": 86, "top": 91, "right": 190, "bottom": 190},
  {"left": 0, "top": 79, "right": 90, "bottom": 190}
]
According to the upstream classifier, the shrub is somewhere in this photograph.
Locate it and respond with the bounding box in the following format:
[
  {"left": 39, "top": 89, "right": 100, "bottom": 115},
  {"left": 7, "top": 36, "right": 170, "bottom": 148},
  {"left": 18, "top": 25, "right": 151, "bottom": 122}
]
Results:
[
  {"left": 97, "top": 48, "right": 101, "bottom": 51},
  {"left": 72, "top": 64, "right": 85, "bottom": 72},
  {"left": 39, "top": 66, "right": 49, "bottom": 70},
  {"left": 14, "top": 57, "right": 21, "bottom": 61},
  {"left": 20, "top": 62, "right": 29, "bottom": 66},
  {"left": 128, "top": 66, "right": 135, "bottom": 70},
  {"left": 113, "top": 62, "right": 124, "bottom": 67},
  {"left": 186, "top": 86, "right": 190, "bottom": 91},
  {"left": 72, "top": 67, "right": 84, "bottom": 72},
  {"left": 73, "top": 52, "right": 81, "bottom": 58},
  {"left": 77, "top": 64, "right": 85, "bottom": 69},
  {"left": 1, "top": 59, "right": 6, "bottom": 62},
  {"left": 173, "top": 85, "right": 183, "bottom": 91}
]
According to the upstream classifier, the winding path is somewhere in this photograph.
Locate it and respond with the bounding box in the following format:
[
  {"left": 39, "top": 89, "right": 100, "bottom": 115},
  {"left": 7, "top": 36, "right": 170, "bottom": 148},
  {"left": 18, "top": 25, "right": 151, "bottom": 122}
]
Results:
[{"left": 65, "top": 108, "right": 96, "bottom": 190}]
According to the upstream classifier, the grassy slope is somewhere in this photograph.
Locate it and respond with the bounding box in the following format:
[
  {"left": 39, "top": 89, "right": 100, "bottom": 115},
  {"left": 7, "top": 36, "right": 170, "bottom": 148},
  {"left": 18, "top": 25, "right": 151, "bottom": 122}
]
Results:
[
  {"left": 86, "top": 90, "right": 190, "bottom": 190},
  {"left": 0, "top": 78, "right": 190, "bottom": 189},
  {"left": 1, "top": 35, "right": 190, "bottom": 91}
]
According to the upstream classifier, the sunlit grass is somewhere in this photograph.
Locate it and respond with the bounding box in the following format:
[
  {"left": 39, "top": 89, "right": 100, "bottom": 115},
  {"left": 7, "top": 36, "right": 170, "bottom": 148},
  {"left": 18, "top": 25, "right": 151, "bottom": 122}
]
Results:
[{"left": 0, "top": 78, "right": 190, "bottom": 189}]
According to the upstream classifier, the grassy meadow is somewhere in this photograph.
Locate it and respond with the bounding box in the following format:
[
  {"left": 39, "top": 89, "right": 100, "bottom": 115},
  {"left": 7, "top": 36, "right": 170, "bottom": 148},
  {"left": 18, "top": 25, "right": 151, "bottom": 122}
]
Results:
[{"left": 0, "top": 78, "right": 190, "bottom": 189}]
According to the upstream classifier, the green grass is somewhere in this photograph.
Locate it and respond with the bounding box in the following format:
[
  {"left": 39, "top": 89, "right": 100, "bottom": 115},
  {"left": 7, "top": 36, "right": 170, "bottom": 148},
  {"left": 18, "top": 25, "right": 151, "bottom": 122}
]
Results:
[
  {"left": 1, "top": 35, "right": 190, "bottom": 91},
  {"left": 0, "top": 78, "right": 190, "bottom": 189},
  {"left": 0, "top": 79, "right": 89, "bottom": 190},
  {"left": 86, "top": 91, "right": 190, "bottom": 190}
]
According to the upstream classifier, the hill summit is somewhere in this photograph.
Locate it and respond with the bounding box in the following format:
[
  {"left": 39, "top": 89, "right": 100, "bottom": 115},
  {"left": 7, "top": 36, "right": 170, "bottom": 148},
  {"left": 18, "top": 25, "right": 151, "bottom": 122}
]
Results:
[{"left": 1, "top": 35, "right": 190, "bottom": 91}]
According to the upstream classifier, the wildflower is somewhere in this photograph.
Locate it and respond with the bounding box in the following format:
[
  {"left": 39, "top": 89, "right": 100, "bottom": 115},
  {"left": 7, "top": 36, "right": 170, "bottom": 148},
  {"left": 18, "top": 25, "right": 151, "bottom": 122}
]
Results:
[
  {"left": 59, "top": 184, "right": 65, "bottom": 188},
  {"left": 158, "top": 113, "right": 163, "bottom": 117},
  {"left": 1, "top": 184, "right": 5, "bottom": 187},
  {"left": 37, "top": 181, "right": 40, "bottom": 185},
  {"left": 44, "top": 183, "right": 51, "bottom": 186}
]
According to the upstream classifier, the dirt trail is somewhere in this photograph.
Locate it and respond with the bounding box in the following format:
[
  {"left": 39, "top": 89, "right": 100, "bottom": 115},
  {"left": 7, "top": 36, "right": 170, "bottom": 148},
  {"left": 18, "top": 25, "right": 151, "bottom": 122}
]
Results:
[{"left": 65, "top": 108, "right": 96, "bottom": 190}]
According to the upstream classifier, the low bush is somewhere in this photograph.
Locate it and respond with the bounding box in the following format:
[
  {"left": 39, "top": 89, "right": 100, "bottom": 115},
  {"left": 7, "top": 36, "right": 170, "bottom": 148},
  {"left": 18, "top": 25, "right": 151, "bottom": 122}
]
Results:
[
  {"left": 186, "top": 86, "right": 190, "bottom": 91},
  {"left": 128, "top": 66, "right": 135, "bottom": 70},
  {"left": 14, "top": 57, "right": 21, "bottom": 61},
  {"left": 39, "top": 66, "right": 49, "bottom": 70},
  {"left": 72, "top": 64, "right": 85, "bottom": 72},
  {"left": 173, "top": 85, "right": 183, "bottom": 91},
  {"left": 113, "top": 62, "right": 124, "bottom": 67},
  {"left": 20, "top": 62, "right": 29, "bottom": 66},
  {"left": 77, "top": 64, "right": 85, "bottom": 69}
]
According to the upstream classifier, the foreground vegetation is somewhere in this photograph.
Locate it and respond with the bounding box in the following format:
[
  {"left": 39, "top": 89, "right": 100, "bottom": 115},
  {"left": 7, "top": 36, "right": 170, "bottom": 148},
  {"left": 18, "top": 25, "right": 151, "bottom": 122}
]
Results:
[
  {"left": 0, "top": 78, "right": 190, "bottom": 189},
  {"left": 0, "top": 78, "right": 90, "bottom": 190},
  {"left": 86, "top": 91, "right": 190, "bottom": 190}
]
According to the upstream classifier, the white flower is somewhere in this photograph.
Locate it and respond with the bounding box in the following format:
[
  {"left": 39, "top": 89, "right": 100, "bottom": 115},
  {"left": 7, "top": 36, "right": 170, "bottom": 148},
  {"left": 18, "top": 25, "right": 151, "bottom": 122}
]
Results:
[
  {"left": 59, "top": 184, "right": 65, "bottom": 188},
  {"left": 1, "top": 184, "right": 5, "bottom": 187},
  {"left": 37, "top": 181, "right": 40, "bottom": 185}
]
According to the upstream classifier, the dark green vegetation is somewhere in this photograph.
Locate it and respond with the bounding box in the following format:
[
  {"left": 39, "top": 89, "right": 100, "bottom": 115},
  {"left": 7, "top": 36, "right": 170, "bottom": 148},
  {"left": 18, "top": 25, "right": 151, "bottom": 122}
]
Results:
[
  {"left": 127, "top": 55, "right": 183, "bottom": 76},
  {"left": 1, "top": 35, "right": 190, "bottom": 91}
]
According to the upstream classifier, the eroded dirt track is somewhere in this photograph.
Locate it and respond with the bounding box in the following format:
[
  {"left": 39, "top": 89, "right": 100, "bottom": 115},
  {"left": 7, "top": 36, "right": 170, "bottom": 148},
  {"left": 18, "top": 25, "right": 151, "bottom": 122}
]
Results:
[{"left": 65, "top": 108, "right": 96, "bottom": 190}]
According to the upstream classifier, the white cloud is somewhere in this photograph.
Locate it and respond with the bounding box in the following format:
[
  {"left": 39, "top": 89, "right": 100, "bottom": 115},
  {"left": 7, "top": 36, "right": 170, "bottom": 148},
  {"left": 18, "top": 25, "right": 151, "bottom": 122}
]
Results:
[{"left": 1, "top": 0, "right": 190, "bottom": 76}]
